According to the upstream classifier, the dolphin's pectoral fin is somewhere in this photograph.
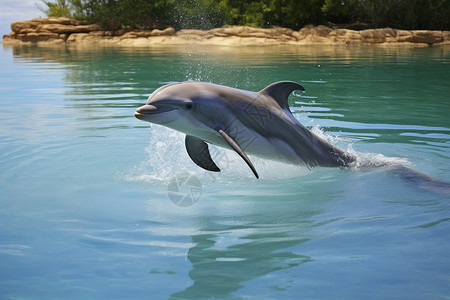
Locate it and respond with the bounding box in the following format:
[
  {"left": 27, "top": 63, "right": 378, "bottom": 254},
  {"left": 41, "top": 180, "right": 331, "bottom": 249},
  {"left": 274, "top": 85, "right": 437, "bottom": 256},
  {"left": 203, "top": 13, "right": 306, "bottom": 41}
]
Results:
[
  {"left": 217, "top": 129, "right": 259, "bottom": 179},
  {"left": 185, "top": 135, "right": 220, "bottom": 172}
]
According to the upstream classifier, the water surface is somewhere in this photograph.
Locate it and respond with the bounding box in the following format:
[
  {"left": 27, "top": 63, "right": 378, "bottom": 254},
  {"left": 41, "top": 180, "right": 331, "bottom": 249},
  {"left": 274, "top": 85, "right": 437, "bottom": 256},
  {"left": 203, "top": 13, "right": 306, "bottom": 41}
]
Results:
[{"left": 0, "top": 44, "right": 449, "bottom": 299}]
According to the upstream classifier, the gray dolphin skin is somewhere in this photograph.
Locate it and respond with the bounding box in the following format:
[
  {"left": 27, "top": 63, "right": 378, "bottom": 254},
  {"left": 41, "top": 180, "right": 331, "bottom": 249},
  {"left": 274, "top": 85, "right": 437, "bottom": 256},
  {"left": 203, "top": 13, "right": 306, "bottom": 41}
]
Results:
[{"left": 135, "top": 81, "right": 356, "bottom": 179}]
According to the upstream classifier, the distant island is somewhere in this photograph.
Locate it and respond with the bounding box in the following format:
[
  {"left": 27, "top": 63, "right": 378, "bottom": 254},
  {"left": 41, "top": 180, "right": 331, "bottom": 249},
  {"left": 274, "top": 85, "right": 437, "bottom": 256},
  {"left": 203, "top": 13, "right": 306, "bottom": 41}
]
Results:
[{"left": 2, "top": 17, "right": 449, "bottom": 47}]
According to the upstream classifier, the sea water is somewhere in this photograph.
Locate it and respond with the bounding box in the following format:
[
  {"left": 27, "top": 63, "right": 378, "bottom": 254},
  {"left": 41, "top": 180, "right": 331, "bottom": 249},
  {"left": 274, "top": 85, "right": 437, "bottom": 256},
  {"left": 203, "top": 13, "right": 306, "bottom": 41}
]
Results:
[{"left": 0, "top": 44, "right": 449, "bottom": 299}]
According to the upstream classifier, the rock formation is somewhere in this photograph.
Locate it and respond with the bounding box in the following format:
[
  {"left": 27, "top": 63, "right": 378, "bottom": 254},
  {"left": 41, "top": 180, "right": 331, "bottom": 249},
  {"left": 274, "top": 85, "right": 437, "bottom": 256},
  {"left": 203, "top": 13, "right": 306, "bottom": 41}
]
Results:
[{"left": 2, "top": 17, "right": 449, "bottom": 46}]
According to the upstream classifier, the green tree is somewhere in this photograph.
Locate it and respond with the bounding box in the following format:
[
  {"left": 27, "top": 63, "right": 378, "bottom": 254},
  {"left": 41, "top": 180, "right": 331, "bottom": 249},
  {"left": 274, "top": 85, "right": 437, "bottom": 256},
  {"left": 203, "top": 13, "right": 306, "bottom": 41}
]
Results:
[
  {"left": 172, "top": 0, "right": 229, "bottom": 29},
  {"left": 266, "top": 0, "right": 326, "bottom": 29},
  {"left": 321, "top": 0, "right": 359, "bottom": 25},
  {"left": 82, "top": 0, "right": 175, "bottom": 30},
  {"left": 322, "top": 0, "right": 450, "bottom": 30},
  {"left": 37, "top": 0, "right": 450, "bottom": 30},
  {"left": 38, "top": 0, "right": 73, "bottom": 17}
]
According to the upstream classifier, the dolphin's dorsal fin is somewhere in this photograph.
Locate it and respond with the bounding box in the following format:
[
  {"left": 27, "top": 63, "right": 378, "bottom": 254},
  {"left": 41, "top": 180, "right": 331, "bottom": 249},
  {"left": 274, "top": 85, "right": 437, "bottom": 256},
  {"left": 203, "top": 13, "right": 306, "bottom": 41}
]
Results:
[
  {"left": 217, "top": 129, "right": 259, "bottom": 179},
  {"left": 185, "top": 135, "right": 220, "bottom": 172},
  {"left": 259, "top": 81, "right": 305, "bottom": 110}
]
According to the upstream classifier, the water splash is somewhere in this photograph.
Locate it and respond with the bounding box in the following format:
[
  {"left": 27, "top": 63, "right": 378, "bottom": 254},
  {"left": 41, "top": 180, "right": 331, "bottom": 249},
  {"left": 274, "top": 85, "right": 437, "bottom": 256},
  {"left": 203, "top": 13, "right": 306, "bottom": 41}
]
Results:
[
  {"left": 310, "top": 125, "right": 450, "bottom": 193},
  {"left": 124, "top": 124, "right": 450, "bottom": 194},
  {"left": 124, "top": 121, "right": 416, "bottom": 186},
  {"left": 124, "top": 124, "right": 312, "bottom": 186},
  {"left": 124, "top": 125, "right": 195, "bottom": 185},
  {"left": 348, "top": 149, "right": 410, "bottom": 170},
  {"left": 310, "top": 125, "right": 410, "bottom": 169}
]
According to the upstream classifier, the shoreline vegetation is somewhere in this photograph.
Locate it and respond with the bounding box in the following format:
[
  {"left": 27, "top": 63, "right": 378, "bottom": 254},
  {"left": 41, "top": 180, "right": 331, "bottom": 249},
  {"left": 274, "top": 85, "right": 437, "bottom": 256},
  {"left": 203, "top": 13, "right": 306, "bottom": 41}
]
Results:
[
  {"left": 2, "top": 17, "right": 449, "bottom": 47},
  {"left": 3, "top": 0, "right": 449, "bottom": 47}
]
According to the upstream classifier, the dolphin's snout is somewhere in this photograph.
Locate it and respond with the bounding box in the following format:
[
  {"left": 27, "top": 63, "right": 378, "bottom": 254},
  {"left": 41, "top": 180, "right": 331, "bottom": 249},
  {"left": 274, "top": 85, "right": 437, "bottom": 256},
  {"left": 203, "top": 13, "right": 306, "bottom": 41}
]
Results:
[
  {"left": 135, "top": 104, "right": 157, "bottom": 120},
  {"left": 135, "top": 104, "right": 178, "bottom": 120},
  {"left": 135, "top": 104, "right": 158, "bottom": 115}
]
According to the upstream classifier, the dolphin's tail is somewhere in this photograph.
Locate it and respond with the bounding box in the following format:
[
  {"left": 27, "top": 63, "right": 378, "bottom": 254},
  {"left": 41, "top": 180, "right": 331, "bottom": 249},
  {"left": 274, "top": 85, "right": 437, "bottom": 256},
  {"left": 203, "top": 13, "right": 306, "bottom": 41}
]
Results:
[
  {"left": 386, "top": 164, "right": 450, "bottom": 194},
  {"left": 349, "top": 156, "right": 450, "bottom": 194}
]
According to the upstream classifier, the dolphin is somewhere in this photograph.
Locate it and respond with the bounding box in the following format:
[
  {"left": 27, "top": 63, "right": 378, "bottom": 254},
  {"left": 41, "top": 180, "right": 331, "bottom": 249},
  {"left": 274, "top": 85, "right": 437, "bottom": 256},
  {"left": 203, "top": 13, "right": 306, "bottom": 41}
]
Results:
[{"left": 135, "top": 81, "right": 355, "bottom": 179}]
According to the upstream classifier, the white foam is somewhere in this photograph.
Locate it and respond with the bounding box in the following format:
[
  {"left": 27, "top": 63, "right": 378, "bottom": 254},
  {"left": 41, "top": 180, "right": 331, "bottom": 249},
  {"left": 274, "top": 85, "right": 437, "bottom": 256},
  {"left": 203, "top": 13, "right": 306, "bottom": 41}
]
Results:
[
  {"left": 310, "top": 125, "right": 410, "bottom": 170},
  {"left": 124, "top": 124, "right": 312, "bottom": 185},
  {"left": 124, "top": 123, "right": 409, "bottom": 185},
  {"left": 124, "top": 125, "right": 194, "bottom": 185}
]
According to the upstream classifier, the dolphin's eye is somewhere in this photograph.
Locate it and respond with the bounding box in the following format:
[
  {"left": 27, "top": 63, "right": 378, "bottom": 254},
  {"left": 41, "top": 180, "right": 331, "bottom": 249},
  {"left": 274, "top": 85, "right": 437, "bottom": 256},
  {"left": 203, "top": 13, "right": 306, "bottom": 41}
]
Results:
[{"left": 185, "top": 103, "right": 194, "bottom": 110}]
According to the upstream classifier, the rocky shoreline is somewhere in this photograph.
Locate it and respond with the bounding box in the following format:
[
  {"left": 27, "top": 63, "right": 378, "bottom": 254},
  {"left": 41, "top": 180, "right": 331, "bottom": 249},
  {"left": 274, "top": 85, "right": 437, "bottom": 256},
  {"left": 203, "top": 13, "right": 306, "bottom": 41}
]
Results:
[{"left": 2, "top": 17, "right": 450, "bottom": 47}]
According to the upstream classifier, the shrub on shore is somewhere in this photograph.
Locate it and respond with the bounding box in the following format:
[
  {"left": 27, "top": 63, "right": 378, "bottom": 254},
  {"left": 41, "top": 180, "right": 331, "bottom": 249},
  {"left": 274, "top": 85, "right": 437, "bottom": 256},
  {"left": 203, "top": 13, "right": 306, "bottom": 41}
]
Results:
[{"left": 38, "top": 0, "right": 450, "bottom": 31}]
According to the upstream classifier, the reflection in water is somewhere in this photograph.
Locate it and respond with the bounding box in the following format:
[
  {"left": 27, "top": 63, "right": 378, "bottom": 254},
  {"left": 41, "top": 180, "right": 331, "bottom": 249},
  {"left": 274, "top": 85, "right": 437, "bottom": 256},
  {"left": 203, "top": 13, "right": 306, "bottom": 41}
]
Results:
[
  {"left": 172, "top": 227, "right": 310, "bottom": 299},
  {"left": 171, "top": 223, "right": 311, "bottom": 299},
  {"left": 164, "top": 175, "right": 342, "bottom": 299}
]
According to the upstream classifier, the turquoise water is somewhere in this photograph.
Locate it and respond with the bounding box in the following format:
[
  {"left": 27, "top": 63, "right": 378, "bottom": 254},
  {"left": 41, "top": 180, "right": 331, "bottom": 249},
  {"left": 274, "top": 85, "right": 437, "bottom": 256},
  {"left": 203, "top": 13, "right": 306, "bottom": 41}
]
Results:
[{"left": 0, "top": 44, "right": 449, "bottom": 299}]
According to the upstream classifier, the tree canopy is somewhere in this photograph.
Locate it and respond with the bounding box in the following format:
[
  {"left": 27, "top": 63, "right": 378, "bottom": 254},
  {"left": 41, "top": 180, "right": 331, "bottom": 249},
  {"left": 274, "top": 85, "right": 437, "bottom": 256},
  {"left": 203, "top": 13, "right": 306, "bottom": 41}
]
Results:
[{"left": 38, "top": 0, "right": 450, "bottom": 30}]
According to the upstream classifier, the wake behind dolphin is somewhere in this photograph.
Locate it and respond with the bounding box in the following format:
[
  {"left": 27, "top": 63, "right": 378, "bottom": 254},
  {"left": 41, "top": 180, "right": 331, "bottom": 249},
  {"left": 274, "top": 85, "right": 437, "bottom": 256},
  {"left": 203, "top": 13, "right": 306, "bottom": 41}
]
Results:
[{"left": 135, "top": 81, "right": 355, "bottom": 179}]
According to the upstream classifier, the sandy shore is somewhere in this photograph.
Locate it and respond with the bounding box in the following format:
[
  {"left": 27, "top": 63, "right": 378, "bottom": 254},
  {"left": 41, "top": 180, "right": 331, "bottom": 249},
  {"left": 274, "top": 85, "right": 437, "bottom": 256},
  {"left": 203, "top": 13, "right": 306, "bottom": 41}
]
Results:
[{"left": 2, "top": 17, "right": 449, "bottom": 47}]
